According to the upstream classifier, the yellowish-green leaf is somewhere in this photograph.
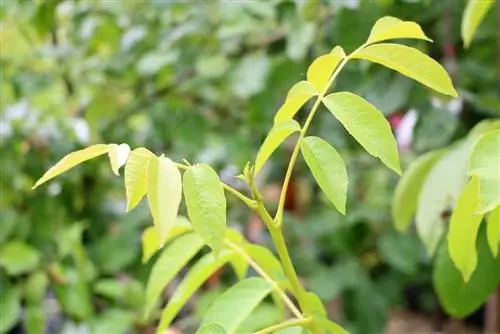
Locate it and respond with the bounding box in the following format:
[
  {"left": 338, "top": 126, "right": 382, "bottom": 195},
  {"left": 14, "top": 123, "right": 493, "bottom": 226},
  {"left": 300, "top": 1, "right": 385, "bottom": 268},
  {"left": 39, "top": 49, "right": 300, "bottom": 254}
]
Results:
[
  {"left": 300, "top": 136, "right": 348, "bottom": 214},
  {"left": 144, "top": 233, "right": 204, "bottom": 319},
  {"left": 487, "top": 206, "right": 500, "bottom": 257},
  {"left": 157, "top": 250, "right": 236, "bottom": 331},
  {"left": 197, "top": 277, "right": 272, "bottom": 333},
  {"left": 367, "top": 16, "right": 432, "bottom": 44},
  {"left": 469, "top": 130, "right": 500, "bottom": 213},
  {"left": 392, "top": 150, "right": 445, "bottom": 231},
  {"left": 307, "top": 53, "right": 342, "bottom": 91},
  {"left": 416, "top": 143, "right": 469, "bottom": 255},
  {"left": 323, "top": 92, "right": 401, "bottom": 174},
  {"left": 183, "top": 164, "right": 227, "bottom": 253},
  {"left": 331, "top": 46, "right": 346, "bottom": 58},
  {"left": 274, "top": 81, "right": 318, "bottom": 123},
  {"left": 141, "top": 227, "right": 161, "bottom": 264},
  {"left": 125, "top": 148, "right": 155, "bottom": 211},
  {"left": 352, "top": 43, "right": 458, "bottom": 97},
  {"left": 107, "top": 143, "right": 131, "bottom": 176},
  {"left": 147, "top": 155, "right": 182, "bottom": 243},
  {"left": 462, "top": 0, "right": 494, "bottom": 48},
  {"left": 448, "top": 176, "right": 484, "bottom": 282},
  {"left": 197, "top": 323, "right": 227, "bottom": 334},
  {"left": 255, "top": 120, "right": 301, "bottom": 174},
  {"left": 33, "top": 144, "right": 108, "bottom": 189}
]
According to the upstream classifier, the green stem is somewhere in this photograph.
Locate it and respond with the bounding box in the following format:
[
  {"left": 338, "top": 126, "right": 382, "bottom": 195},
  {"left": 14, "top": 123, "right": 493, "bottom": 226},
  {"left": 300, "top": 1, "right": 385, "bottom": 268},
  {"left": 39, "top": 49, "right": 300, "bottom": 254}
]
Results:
[{"left": 253, "top": 317, "right": 312, "bottom": 334}]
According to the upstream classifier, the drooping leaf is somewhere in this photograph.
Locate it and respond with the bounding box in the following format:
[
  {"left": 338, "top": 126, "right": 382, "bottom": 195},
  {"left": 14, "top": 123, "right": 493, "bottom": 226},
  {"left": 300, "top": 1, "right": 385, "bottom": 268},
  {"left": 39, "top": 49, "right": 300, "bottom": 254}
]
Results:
[
  {"left": 197, "top": 277, "right": 272, "bottom": 333},
  {"left": 147, "top": 155, "right": 182, "bottom": 243},
  {"left": 197, "top": 323, "right": 228, "bottom": 334},
  {"left": 300, "top": 136, "right": 348, "bottom": 214},
  {"left": 0, "top": 287, "right": 20, "bottom": 333},
  {"left": 392, "top": 150, "right": 445, "bottom": 231},
  {"left": 448, "top": 176, "right": 484, "bottom": 282},
  {"left": 107, "top": 143, "right": 131, "bottom": 176},
  {"left": 255, "top": 120, "right": 301, "bottom": 174},
  {"left": 125, "top": 148, "right": 155, "bottom": 211},
  {"left": 469, "top": 130, "right": 500, "bottom": 213},
  {"left": 183, "top": 164, "right": 227, "bottom": 253},
  {"left": 158, "top": 250, "right": 236, "bottom": 331},
  {"left": 487, "top": 206, "right": 500, "bottom": 257},
  {"left": 307, "top": 53, "right": 342, "bottom": 91},
  {"left": 367, "top": 16, "right": 432, "bottom": 44},
  {"left": 32, "top": 144, "right": 108, "bottom": 189},
  {"left": 462, "top": 0, "right": 494, "bottom": 48},
  {"left": 416, "top": 143, "right": 469, "bottom": 255},
  {"left": 0, "top": 241, "right": 41, "bottom": 276},
  {"left": 352, "top": 43, "right": 458, "bottom": 97},
  {"left": 144, "top": 233, "right": 204, "bottom": 318},
  {"left": 434, "top": 224, "right": 500, "bottom": 317},
  {"left": 274, "top": 81, "right": 318, "bottom": 123},
  {"left": 323, "top": 92, "right": 401, "bottom": 174}
]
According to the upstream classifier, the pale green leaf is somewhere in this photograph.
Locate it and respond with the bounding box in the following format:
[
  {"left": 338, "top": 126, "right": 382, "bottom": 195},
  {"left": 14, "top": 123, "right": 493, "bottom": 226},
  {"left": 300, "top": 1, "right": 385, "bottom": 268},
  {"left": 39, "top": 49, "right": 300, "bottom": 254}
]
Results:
[
  {"left": 462, "top": 0, "right": 494, "bottom": 48},
  {"left": 315, "top": 317, "right": 348, "bottom": 334},
  {"left": 158, "top": 250, "right": 236, "bottom": 331},
  {"left": 300, "top": 136, "right": 348, "bottom": 214},
  {"left": 307, "top": 53, "right": 342, "bottom": 91},
  {"left": 416, "top": 143, "right": 469, "bottom": 255},
  {"left": 245, "top": 244, "right": 290, "bottom": 290},
  {"left": 107, "top": 143, "right": 130, "bottom": 176},
  {"left": 487, "top": 206, "right": 500, "bottom": 257},
  {"left": 352, "top": 43, "right": 458, "bottom": 97},
  {"left": 274, "top": 81, "right": 318, "bottom": 123},
  {"left": 144, "top": 233, "right": 204, "bottom": 318},
  {"left": 469, "top": 130, "right": 500, "bottom": 213},
  {"left": 323, "top": 92, "right": 401, "bottom": 174},
  {"left": 183, "top": 164, "right": 227, "bottom": 253},
  {"left": 0, "top": 287, "right": 20, "bottom": 333},
  {"left": 0, "top": 241, "right": 41, "bottom": 276},
  {"left": 367, "top": 16, "right": 432, "bottom": 44},
  {"left": 198, "top": 277, "right": 272, "bottom": 333},
  {"left": 24, "top": 305, "right": 45, "bottom": 334},
  {"left": 255, "top": 120, "right": 301, "bottom": 174},
  {"left": 141, "top": 227, "right": 161, "bottom": 264},
  {"left": 125, "top": 148, "right": 155, "bottom": 211},
  {"left": 197, "top": 323, "right": 228, "bottom": 334},
  {"left": 448, "top": 176, "right": 484, "bottom": 282},
  {"left": 392, "top": 150, "right": 445, "bottom": 231},
  {"left": 331, "top": 46, "right": 346, "bottom": 58},
  {"left": 147, "top": 155, "right": 182, "bottom": 243},
  {"left": 434, "top": 224, "right": 500, "bottom": 317},
  {"left": 33, "top": 144, "right": 108, "bottom": 189}
]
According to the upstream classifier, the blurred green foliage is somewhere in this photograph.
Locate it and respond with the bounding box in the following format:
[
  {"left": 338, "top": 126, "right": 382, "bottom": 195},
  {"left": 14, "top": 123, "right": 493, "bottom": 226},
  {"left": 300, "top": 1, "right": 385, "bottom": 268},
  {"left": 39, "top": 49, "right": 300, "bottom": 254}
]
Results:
[{"left": 1, "top": 0, "right": 498, "bottom": 333}]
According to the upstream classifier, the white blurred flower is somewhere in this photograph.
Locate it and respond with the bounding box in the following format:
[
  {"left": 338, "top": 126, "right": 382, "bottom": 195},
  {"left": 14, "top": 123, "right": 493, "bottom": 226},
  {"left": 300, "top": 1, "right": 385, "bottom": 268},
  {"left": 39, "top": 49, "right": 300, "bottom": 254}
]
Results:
[
  {"left": 396, "top": 109, "right": 418, "bottom": 150},
  {"left": 72, "top": 118, "right": 90, "bottom": 144}
]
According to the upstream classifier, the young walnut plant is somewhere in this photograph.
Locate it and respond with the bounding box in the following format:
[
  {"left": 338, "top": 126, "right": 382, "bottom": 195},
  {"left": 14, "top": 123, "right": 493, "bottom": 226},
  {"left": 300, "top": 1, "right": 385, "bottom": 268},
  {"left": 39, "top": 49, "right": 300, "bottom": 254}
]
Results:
[{"left": 33, "top": 17, "right": 457, "bottom": 334}]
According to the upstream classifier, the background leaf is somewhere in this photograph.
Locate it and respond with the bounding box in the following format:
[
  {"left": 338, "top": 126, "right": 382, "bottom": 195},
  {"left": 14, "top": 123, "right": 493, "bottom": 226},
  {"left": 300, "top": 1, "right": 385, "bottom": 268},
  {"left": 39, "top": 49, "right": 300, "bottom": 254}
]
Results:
[{"left": 462, "top": 0, "right": 495, "bottom": 48}]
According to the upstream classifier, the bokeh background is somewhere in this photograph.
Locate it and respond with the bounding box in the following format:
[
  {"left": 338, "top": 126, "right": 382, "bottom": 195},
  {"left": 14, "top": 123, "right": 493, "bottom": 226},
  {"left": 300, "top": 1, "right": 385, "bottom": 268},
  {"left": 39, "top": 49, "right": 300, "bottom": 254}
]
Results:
[{"left": 1, "top": 1, "right": 498, "bottom": 333}]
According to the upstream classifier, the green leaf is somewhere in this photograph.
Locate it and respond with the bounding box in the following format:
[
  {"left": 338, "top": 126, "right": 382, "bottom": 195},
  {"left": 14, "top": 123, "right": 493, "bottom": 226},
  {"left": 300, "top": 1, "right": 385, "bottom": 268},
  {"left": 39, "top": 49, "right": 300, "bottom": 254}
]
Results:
[
  {"left": 0, "top": 241, "right": 41, "bottom": 276},
  {"left": 367, "top": 16, "right": 432, "bottom": 44},
  {"left": 255, "top": 120, "right": 301, "bottom": 174},
  {"left": 24, "top": 306, "right": 45, "bottom": 334},
  {"left": 53, "top": 270, "right": 94, "bottom": 320},
  {"left": 300, "top": 136, "right": 348, "bottom": 214},
  {"left": 434, "top": 224, "right": 500, "bottom": 317},
  {"left": 24, "top": 271, "right": 49, "bottom": 304},
  {"left": 307, "top": 53, "right": 342, "bottom": 91},
  {"left": 183, "top": 164, "right": 227, "bottom": 253},
  {"left": 147, "top": 155, "right": 182, "bottom": 242},
  {"left": 0, "top": 287, "right": 20, "bottom": 333},
  {"left": 323, "top": 92, "right": 401, "bottom": 174},
  {"left": 487, "top": 206, "right": 500, "bottom": 257},
  {"left": 125, "top": 147, "right": 155, "bottom": 211},
  {"left": 274, "top": 81, "right": 318, "bottom": 123},
  {"left": 416, "top": 143, "right": 469, "bottom": 255},
  {"left": 89, "top": 309, "right": 135, "bottom": 334},
  {"left": 32, "top": 144, "right": 108, "bottom": 189},
  {"left": 141, "top": 226, "right": 161, "bottom": 264},
  {"left": 469, "top": 130, "right": 500, "bottom": 213},
  {"left": 245, "top": 244, "right": 290, "bottom": 290},
  {"left": 331, "top": 46, "right": 346, "bottom": 58},
  {"left": 158, "top": 250, "right": 236, "bottom": 331},
  {"left": 462, "top": 0, "right": 494, "bottom": 48},
  {"left": 352, "top": 43, "right": 457, "bottom": 97},
  {"left": 392, "top": 150, "right": 445, "bottom": 231},
  {"left": 198, "top": 277, "right": 272, "bottom": 333},
  {"left": 304, "top": 293, "right": 348, "bottom": 334},
  {"left": 197, "top": 323, "right": 228, "bottom": 334},
  {"left": 144, "top": 233, "right": 204, "bottom": 318},
  {"left": 107, "top": 143, "right": 130, "bottom": 176},
  {"left": 448, "top": 177, "right": 484, "bottom": 282}
]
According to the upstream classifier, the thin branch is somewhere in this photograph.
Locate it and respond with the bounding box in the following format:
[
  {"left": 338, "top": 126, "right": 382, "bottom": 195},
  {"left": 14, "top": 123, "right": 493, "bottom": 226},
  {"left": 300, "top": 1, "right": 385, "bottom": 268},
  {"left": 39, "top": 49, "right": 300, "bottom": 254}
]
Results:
[
  {"left": 253, "top": 317, "right": 311, "bottom": 334},
  {"left": 224, "top": 239, "right": 303, "bottom": 319}
]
